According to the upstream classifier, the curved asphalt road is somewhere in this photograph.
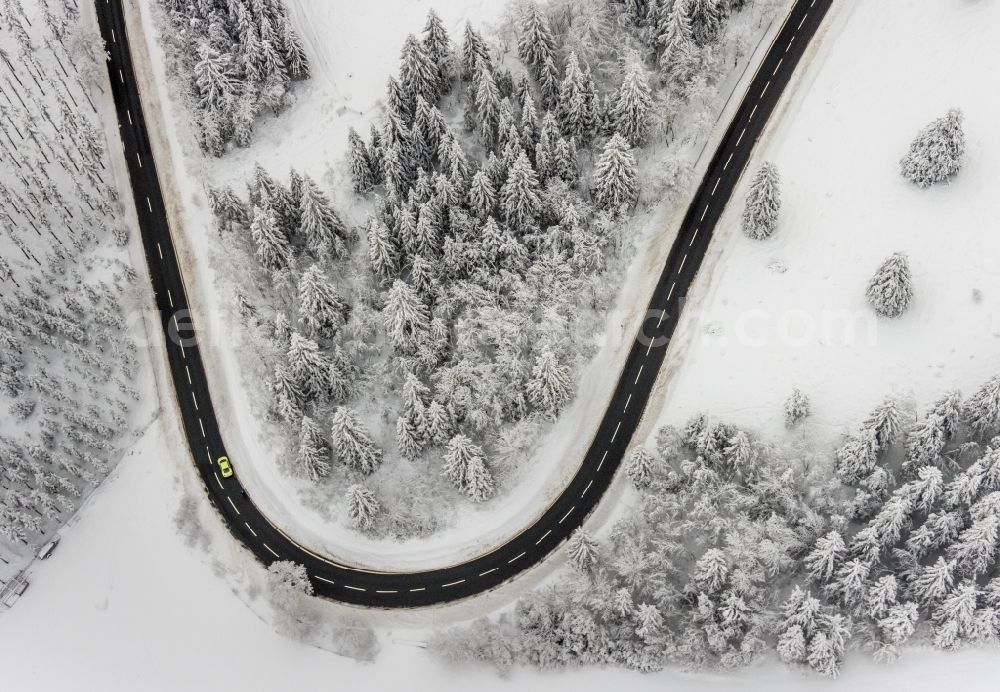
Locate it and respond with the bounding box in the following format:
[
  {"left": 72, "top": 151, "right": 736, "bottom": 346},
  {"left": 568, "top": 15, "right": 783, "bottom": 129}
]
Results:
[{"left": 95, "top": 0, "right": 831, "bottom": 607}]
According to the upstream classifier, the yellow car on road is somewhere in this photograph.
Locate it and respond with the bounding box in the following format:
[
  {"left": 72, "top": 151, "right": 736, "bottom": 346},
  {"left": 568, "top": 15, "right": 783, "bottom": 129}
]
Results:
[{"left": 217, "top": 456, "right": 234, "bottom": 478}]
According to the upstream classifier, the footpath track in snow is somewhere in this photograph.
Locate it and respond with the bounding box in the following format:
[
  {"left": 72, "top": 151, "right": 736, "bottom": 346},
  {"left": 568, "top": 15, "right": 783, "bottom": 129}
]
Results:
[{"left": 94, "top": 0, "right": 832, "bottom": 607}]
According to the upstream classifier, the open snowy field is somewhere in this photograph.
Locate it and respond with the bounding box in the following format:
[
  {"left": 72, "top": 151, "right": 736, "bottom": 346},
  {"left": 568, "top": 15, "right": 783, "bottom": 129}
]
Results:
[
  {"left": 1, "top": 421, "right": 997, "bottom": 691},
  {"left": 652, "top": 0, "right": 1000, "bottom": 444}
]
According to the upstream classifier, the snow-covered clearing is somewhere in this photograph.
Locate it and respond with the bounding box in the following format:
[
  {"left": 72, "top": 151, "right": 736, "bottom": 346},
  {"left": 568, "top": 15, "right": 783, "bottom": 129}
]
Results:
[
  {"left": 652, "top": 0, "right": 1000, "bottom": 446},
  {"left": 131, "top": 0, "right": 791, "bottom": 568},
  {"left": 1, "top": 420, "right": 998, "bottom": 690}
]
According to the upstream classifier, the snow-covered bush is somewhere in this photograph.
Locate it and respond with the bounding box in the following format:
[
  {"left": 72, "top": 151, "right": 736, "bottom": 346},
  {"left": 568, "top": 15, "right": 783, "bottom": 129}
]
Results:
[
  {"left": 866, "top": 252, "right": 914, "bottom": 318},
  {"left": 741, "top": 162, "right": 781, "bottom": 240},
  {"left": 900, "top": 108, "right": 966, "bottom": 188},
  {"left": 784, "top": 388, "right": 811, "bottom": 427}
]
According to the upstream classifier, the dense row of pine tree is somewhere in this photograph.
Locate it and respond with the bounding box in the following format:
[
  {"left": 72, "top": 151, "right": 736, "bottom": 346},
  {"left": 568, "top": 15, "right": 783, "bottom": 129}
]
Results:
[
  {"left": 0, "top": 1, "right": 142, "bottom": 558},
  {"left": 160, "top": 0, "right": 310, "bottom": 154}
]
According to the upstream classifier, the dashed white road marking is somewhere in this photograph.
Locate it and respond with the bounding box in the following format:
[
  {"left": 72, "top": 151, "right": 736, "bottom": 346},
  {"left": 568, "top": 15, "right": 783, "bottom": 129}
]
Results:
[
  {"left": 761, "top": 80, "right": 771, "bottom": 98},
  {"left": 198, "top": 418, "right": 206, "bottom": 438},
  {"left": 376, "top": 590, "right": 398, "bottom": 594},
  {"left": 723, "top": 153, "right": 733, "bottom": 170},
  {"left": 582, "top": 480, "right": 594, "bottom": 497},
  {"left": 166, "top": 289, "right": 173, "bottom": 308},
  {"left": 227, "top": 496, "right": 240, "bottom": 514},
  {"left": 786, "top": 36, "right": 794, "bottom": 52},
  {"left": 535, "top": 530, "right": 552, "bottom": 546},
  {"left": 157, "top": 242, "right": 163, "bottom": 259},
  {"left": 479, "top": 568, "right": 497, "bottom": 577},
  {"left": 668, "top": 281, "right": 677, "bottom": 300},
  {"left": 597, "top": 450, "right": 608, "bottom": 472},
  {"left": 634, "top": 365, "right": 644, "bottom": 384},
  {"left": 700, "top": 204, "right": 709, "bottom": 221},
  {"left": 773, "top": 58, "right": 784, "bottom": 75},
  {"left": 180, "top": 343, "right": 186, "bottom": 359},
  {"left": 262, "top": 543, "right": 279, "bottom": 558},
  {"left": 409, "top": 587, "right": 425, "bottom": 593},
  {"left": 442, "top": 579, "right": 465, "bottom": 588},
  {"left": 119, "top": 69, "right": 124, "bottom": 83},
  {"left": 645, "top": 339, "right": 654, "bottom": 356},
  {"left": 624, "top": 393, "right": 632, "bottom": 411},
  {"left": 111, "top": 29, "right": 115, "bottom": 43},
  {"left": 126, "top": 110, "right": 132, "bottom": 126},
  {"left": 344, "top": 585, "right": 366, "bottom": 592},
  {"left": 749, "top": 103, "right": 759, "bottom": 121},
  {"left": 559, "top": 507, "right": 575, "bottom": 524},
  {"left": 736, "top": 127, "right": 746, "bottom": 146},
  {"left": 656, "top": 310, "right": 666, "bottom": 328},
  {"left": 244, "top": 522, "right": 257, "bottom": 537},
  {"left": 314, "top": 575, "right": 335, "bottom": 585},
  {"left": 191, "top": 391, "right": 199, "bottom": 411},
  {"left": 508, "top": 552, "right": 526, "bottom": 564},
  {"left": 711, "top": 177, "right": 721, "bottom": 196},
  {"left": 678, "top": 253, "right": 688, "bottom": 273},
  {"left": 136, "top": 152, "right": 142, "bottom": 168},
  {"left": 214, "top": 472, "right": 223, "bottom": 489},
  {"left": 611, "top": 421, "right": 621, "bottom": 442},
  {"left": 799, "top": 13, "right": 808, "bottom": 29},
  {"left": 146, "top": 196, "right": 153, "bottom": 213},
  {"left": 185, "top": 365, "right": 192, "bottom": 384},
  {"left": 205, "top": 448, "right": 212, "bottom": 464}
]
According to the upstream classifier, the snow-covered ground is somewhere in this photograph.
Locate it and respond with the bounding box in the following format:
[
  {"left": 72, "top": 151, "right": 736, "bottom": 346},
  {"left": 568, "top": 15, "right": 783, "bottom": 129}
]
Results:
[
  {"left": 650, "top": 0, "right": 1000, "bottom": 447},
  {"left": 2, "top": 418, "right": 998, "bottom": 691},
  {"left": 128, "top": 0, "right": 791, "bottom": 569}
]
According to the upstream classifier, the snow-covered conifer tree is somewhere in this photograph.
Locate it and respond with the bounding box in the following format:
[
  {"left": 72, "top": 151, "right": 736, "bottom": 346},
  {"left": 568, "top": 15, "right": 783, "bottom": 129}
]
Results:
[
  {"left": 784, "top": 388, "right": 810, "bottom": 427},
  {"left": 395, "top": 414, "right": 423, "bottom": 460},
  {"left": 804, "top": 531, "right": 846, "bottom": 583},
  {"left": 286, "top": 332, "right": 333, "bottom": 402},
  {"left": 297, "top": 264, "right": 347, "bottom": 339},
  {"left": 501, "top": 152, "right": 542, "bottom": 229},
  {"left": 299, "top": 175, "right": 347, "bottom": 258},
  {"left": 964, "top": 375, "right": 1000, "bottom": 438},
  {"left": 422, "top": 9, "right": 454, "bottom": 91},
  {"left": 442, "top": 434, "right": 494, "bottom": 502},
  {"left": 689, "top": 0, "right": 725, "bottom": 45},
  {"left": 566, "top": 528, "right": 600, "bottom": 573},
  {"left": 382, "top": 279, "right": 430, "bottom": 352},
  {"left": 517, "top": 2, "right": 556, "bottom": 80},
  {"left": 330, "top": 406, "right": 383, "bottom": 475},
  {"left": 526, "top": 348, "right": 572, "bottom": 416},
  {"left": 900, "top": 109, "right": 965, "bottom": 188},
  {"left": 625, "top": 446, "right": 655, "bottom": 489},
  {"left": 741, "top": 162, "right": 781, "bottom": 240},
  {"left": 468, "top": 170, "right": 497, "bottom": 219},
  {"left": 294, "top": 415, "right": 330, "bottom": 482},
  {"left": 866, "top": 253, "right": 913, "bottom": 318},
  {"left": 399, "top": 33, "right": 439, "bottom": 110},
  {"left": 556, "top": 53, "right": 596, "bottom": 142},
  {"left": 611, "top": 62, "right": 653, "bottom": 146},
  {"left": 460, "top": 21, "right": 491, "bottom": 80},
  {"left": 594, "top": 133, "right": 639, "bottom": 210},
  {"left": 250, "top": 205, "right": 291, "bottom": 270},
  {"left": 194, "top": 44, "right": 237, "bottom": 112},
  {"left": 656, "top": 0, "right": 699, "bottom": 84},
  {"left": 693, "top": 548, "right": 728, "bottom": 593},
  {"left": 345, "top": 484, "right": 380, "bottom": 531},
  {"left": 347, "top": 128, "right": 376, "bottom": 193}
]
